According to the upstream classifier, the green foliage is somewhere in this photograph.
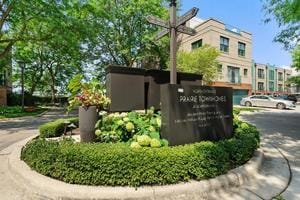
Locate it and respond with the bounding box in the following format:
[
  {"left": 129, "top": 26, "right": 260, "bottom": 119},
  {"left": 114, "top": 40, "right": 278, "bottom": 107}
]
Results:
[
  {"left": 0, "top": 106, "right": 46, "bottom": 119},
  {"left": 292, "top": 45, "right": 300, "bottom": 70},
  {"left": 287, "top": 75, "right": 300, "bottom": 86},
  {"left": 176, "top": 45, "right": 220, "bottom": 83},
  {"left": 39, "top": 118, "right": 78, "bottom": 138},
  {"left": 67, "top": 76, "right": 110, "bottom": 112},
  {"left": 86, "top": 0, "right": 169, "bottom": 72},
  {"left": 22, "top": 117, "right": 260, "bottom": 187},
  {"left": 95, "top": 108, "right": 161, "bottom": 143},
  {"left": 1, "top": 1, "right": 69, "bottom": 58},
  {"left": 263, "top": 0, "right": 300, "bottom": 50}
]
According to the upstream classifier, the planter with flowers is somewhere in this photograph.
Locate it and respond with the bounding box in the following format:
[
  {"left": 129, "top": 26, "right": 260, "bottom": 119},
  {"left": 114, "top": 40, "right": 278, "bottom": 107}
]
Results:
[{"left": 67, "top": 75, "right": 110, "bottom": 142}]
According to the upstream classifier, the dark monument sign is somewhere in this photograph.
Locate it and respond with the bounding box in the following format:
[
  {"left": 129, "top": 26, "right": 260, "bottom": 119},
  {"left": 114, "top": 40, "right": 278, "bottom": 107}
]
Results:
[{"left": 161, "top": 84, "right": 233, "bottom": 146}]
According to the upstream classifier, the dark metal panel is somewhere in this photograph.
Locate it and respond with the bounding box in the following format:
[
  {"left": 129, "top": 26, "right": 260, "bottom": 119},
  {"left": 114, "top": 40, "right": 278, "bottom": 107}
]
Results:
[{"left": 106, "top": 66, "right": 146, "bottom": 112}]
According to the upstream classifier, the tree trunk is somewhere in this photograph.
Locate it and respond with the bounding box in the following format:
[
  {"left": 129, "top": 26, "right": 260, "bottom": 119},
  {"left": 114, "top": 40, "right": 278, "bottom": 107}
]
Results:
[{"left": 47, "top": 64, "right": 56, "bottom": 103}]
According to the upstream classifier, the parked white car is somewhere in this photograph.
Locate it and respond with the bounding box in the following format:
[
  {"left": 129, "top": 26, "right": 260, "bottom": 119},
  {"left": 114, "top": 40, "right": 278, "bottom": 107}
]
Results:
[{"left": 240, "top": 95, "right": 296, "bottom": 109}]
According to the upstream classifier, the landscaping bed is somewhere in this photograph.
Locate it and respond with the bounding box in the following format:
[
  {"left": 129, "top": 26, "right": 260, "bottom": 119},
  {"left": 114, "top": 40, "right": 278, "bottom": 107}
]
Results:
[
  {"left": 21, "top": 109, "right": 260, "bottom": 187},
  {"left": 0, "top": 106, "right": 47, "bottom": 119}
]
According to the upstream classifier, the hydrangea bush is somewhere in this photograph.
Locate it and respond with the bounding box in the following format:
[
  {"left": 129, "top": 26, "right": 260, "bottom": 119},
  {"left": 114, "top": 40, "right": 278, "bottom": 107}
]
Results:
[{"left": 95, "top": 108, "right": 167, "bottom": 147}]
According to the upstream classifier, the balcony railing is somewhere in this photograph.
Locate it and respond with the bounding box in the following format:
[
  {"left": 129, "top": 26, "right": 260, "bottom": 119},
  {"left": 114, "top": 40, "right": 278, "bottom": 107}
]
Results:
[
  {"left": 258, "top": 87, "right": 265, "bottom": 91},
  {"left": 225, "top": 24, "right": 241, "bottom": 35},
  {"left": 258, "top": 75, "right": 265, "bottom": 79},
  {"left": 227, "top": 74, "right": 241, "bottom": 84}
]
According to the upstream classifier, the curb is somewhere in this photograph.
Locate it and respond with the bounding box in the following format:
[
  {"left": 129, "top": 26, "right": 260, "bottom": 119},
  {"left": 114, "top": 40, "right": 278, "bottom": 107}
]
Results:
[{"left": 8, "top": 136, "right": 264, "bottom": 200}]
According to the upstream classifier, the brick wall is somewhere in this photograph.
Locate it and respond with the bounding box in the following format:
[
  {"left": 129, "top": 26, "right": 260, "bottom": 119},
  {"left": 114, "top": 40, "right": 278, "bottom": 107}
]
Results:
[{"left": 0, "top": 88, "right": 7, "bottom": 106}]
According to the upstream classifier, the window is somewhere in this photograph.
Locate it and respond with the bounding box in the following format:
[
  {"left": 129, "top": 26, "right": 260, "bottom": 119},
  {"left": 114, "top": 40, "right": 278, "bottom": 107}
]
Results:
[
  {"left": 258, "top": 69, "right": 264, "bottom": 79},
  {"left": 286, "top": 74, "right": 291, "bottom": 80},
  {"left": 261, "top": 96, "right": 270, "bottom": 100},
  {"left": 278, "top": 72, "right": 283, "bottom": 81},
  {"left": 278, "top": 84, "right": 283, "bottom": 92},
  {"left": 258, "top": 82, "right": 264, "bottom": 91},
  {"left": 269, "top": 81, "right": 274, "bottom": 91},
  {"left": 251, "top": 96, "right": 259, "bottom": 99},
  {"left": 191, "top": 39, "right": 202, "bottom": 50},
  {"left": 220, "top": 36, "right": 229, "bottom": 52},
  {"left": 0, "top": 70, "right": 6, "bottom": 86},
  {"left": 244, "top": 68, "right": 248, "bottom": 77},
  {"left": 238, "top": 42, "right": 246, "bottom": 56},
  {"left": 269, "top": 70, "right": 275, "bottom": 80},
  {"left": 227, "top": 66, "right": 240, "bottom": 83},
  {"left": 218, "top": 64, "right": 222, "bottom": 73}
]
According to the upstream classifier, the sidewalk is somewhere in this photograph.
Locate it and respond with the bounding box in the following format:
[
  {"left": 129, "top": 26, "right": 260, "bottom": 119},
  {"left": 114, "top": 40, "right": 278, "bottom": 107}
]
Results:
[{"left": 1, "top": 137, "right": 290, "bottom": 200}]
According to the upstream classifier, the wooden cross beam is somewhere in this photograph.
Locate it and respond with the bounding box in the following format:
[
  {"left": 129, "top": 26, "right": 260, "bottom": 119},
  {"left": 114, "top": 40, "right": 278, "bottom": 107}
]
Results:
[{"left": 147, "top": 1, "right": 199, "bottom": 84}]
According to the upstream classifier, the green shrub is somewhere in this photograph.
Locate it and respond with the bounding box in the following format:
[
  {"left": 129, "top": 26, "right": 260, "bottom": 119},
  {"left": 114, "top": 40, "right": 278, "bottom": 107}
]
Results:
[
  {"left": 22, "top": 117, "right": 260, "bottom": 187},
  {"left": 39, "top": 117, "right": 78, "bottom": 138}
]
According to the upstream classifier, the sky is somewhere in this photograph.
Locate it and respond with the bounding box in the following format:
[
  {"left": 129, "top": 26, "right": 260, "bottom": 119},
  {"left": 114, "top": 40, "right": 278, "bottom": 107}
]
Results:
[{"left": 180, "top": 0, "right": 292, "bottom": 68}]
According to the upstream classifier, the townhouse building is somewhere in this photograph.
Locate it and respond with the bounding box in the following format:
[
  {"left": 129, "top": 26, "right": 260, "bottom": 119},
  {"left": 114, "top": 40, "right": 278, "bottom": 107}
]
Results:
[
  {"left": 178, "top": 18, "right": 253, "bottom": 104},
  {"left": 252, "top": 62, "right": 292, "bottom": 95}
]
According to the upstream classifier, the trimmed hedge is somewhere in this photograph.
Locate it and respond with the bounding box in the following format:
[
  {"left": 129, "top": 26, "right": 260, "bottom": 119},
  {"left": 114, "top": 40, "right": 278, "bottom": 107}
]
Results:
[
  {"left": 22, "top": 118, "right": 259, "bottom": 187},
  {"left": 39, "top": 117, "right": 78, "bottom": 138}
]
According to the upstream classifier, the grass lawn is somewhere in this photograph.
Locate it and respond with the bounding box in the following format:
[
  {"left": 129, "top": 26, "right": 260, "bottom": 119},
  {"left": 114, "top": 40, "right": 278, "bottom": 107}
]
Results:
[{"left": 0, "top": 106, "right": 47, "bottom": 119}]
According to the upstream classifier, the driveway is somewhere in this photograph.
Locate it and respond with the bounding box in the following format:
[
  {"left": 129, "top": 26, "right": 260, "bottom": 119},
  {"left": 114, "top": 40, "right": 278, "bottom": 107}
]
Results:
[
  {"left": 0, "top": 107, "right": 77, "bottom": 151},
  {"left": 241, "top": 106, "right": 300, "bottom": 200}
]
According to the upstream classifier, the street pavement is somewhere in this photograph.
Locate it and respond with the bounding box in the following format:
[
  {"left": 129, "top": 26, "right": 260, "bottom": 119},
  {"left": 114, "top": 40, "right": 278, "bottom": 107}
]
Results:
[
  {"left": 0, "top": 107, "right": 77, "bottom": 200},
  {"left": 241, "top": 105, "right": 300, "bottom": 200}
]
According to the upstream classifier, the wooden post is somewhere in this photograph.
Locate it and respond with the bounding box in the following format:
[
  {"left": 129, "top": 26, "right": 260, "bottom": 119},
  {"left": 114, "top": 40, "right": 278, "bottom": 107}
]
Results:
[{"left": 170, "top": 0, "right": 177, "bottom": 84}]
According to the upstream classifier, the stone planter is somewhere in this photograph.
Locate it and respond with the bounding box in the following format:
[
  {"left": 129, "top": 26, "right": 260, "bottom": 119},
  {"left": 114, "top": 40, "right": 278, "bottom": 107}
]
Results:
[{"left": 79, "top": 106, "right": 97, "bottom": 142}]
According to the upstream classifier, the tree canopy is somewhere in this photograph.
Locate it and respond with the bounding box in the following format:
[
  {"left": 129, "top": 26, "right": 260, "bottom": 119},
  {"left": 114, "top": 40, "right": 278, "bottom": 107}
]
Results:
[
  {"left": 292, "top": 45, "right": 300, "bottom": 70},
  {"left": 84, "top": 0, "right": 169, "bottom": 74},
  {"left": 263, "top": 0, "right": 300, "bottom": 50},
  {"left": 176, "top": 45, "right": 220, "bottom": 83}
]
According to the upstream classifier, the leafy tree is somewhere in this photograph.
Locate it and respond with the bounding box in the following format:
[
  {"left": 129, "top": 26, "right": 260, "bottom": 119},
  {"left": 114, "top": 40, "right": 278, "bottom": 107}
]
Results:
[
  {"left": 12, "top": 1, "right": 90, "bottom": 102},
  {"left": 0, "top": 0, "right": 67, "bottom": 59},
  {"left": 292, "top": 45, "right": 300, "bottom": 70},
  {"left": 287, "top": 75, "right": 300, "bottom": 86},
  {"left": 84, "top": 0, "right": 169, "bottom": 74},
  {"left": 176, "top": 45, "right": 220, "bottom": 82},
  {"left": 263, "top": 0, "right": 300, "bottom": 50}
]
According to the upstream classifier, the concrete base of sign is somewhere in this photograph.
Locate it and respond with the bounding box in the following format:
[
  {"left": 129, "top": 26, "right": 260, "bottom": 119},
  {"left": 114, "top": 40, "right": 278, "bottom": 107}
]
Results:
[{"left": 7, "top": 135, "right": 269, "bottom": 200}]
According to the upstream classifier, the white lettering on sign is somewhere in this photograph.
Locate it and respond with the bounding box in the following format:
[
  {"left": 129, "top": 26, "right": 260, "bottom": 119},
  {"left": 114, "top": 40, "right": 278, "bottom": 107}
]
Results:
[
  {"left": 192, "top": 88, "right": 216, "bottom": 94},
  {"left": 179, "top": 96, "right": 198, "bottom": 103},
  {"left": 179, "top": 95, "right": 227, "bottom": 103}
]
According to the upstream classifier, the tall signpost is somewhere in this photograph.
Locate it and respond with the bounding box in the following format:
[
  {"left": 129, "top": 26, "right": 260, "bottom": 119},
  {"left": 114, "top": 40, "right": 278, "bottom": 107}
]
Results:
[
  {"left": 147, "top": 2, "right": 234, "bottom": 146},
  {"left": 146, "top": 0, "right": 198, "bottom": 84}
]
